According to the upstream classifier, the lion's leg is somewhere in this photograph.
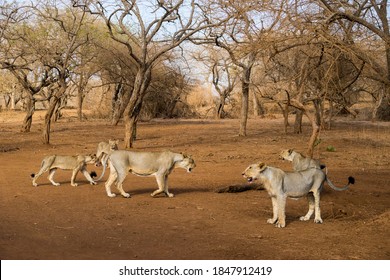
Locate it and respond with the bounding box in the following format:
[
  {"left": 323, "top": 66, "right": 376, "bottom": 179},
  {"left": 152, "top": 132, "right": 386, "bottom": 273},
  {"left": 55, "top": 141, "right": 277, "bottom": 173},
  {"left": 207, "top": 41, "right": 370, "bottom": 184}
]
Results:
[
  {"left": 151, "top": 174, "right": 165, "bottom": 197},
  {"left": 32, "top": 158, "right": 53, "bottom": 186},
  {"left": 48, "top": 168, "right": 60, "bottom": 186},
  {"left": 115, "top": 172, "right": 130, "bottom": 198},
  {"left": 313, "top": 190, "right": 323, "bottom": 224},
  {"left": 71, "top": 167, "right": 81, "bottom": 187},
  {"left": 275, "top": 195, "right": 287, "bottom": 228},
  {"left": 163, "top": 175, "right": 174, "bottom": 198},
  {"left": 105, "top": 170, "right": 117, "bottom": 198},
  {"left": 267, "top": 196, "right": 278, "bottom": 224},
  {"left": 32, "top": 166, "right": 47, "bottom": 187},
  {"left": 300, "top": 193, "right": 315, "bottom": 221},
  {"left": 81, "top": 167, "right": 97, "bottom": 185}
]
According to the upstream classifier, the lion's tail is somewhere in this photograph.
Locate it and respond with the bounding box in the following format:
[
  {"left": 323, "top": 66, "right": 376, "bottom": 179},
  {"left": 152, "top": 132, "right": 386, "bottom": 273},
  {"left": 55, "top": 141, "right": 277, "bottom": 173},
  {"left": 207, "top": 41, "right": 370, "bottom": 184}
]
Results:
[
  {"left": 326, "top": 176, "right": 355, "bottom": 191},
  {"left": 30, "top": 157, "right": 49, "bottom": 179},
  {"left": 94, "top": 157, "right": 108, "bottom": 181}
]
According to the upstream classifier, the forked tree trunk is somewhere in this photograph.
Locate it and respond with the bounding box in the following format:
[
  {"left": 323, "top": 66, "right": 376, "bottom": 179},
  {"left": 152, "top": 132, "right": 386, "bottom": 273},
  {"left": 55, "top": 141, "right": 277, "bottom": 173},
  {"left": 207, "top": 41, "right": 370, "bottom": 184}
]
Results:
[
  {"left": 123, "top": 67, "right": 151, "bottom": 148},
  {"left": 290, "top": 100, "right": 321, "bottom": 157},
  {"left": 112, "top": 85, "right": 133, "bottom": 126},
  {"left": 216, "top": 97, "right": 226, "bottom": 119},
  {"left": 42, "top": 96, "right": 60, "bottom": 144},
  {"left": 21, "top": 94, "right": 35, "bottom": 133},
  {"left": 42, "top": 83, "right": 66, "bottom": 144}
]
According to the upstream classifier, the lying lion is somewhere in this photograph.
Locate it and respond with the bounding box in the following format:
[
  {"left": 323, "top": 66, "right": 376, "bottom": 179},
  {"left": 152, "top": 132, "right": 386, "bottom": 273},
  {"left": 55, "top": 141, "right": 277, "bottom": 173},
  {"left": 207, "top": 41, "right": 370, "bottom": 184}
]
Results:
[
  {"left": 242, "top": 162, "right": 354, "bottom": 228},
  {"left": 31, "top": 154, "right": 98, "bottom": 187}
]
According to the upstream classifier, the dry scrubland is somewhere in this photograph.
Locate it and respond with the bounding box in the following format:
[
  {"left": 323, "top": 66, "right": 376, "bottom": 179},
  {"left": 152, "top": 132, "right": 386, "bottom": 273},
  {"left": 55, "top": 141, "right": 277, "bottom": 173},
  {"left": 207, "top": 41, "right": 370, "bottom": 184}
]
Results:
[{"left": 0, "top": 110, "right": 389, "bottom": 259}]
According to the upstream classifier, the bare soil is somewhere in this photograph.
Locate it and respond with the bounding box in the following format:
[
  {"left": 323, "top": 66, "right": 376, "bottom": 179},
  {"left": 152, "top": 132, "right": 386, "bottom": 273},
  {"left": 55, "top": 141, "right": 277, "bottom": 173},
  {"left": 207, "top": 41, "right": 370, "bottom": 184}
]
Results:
[{"left": 0, "top": 110, "right": 389, "bottom": 260}]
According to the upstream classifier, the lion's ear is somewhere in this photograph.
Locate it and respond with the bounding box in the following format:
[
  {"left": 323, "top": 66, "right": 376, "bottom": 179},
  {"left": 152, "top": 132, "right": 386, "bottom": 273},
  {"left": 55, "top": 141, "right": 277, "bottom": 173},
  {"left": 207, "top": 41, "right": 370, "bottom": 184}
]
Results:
[
  {"left": 258, "top": 162, "right": 267, "bottom": 171},
  {"left": 288, "top": 149, "right": 294, "bottom": 154}
]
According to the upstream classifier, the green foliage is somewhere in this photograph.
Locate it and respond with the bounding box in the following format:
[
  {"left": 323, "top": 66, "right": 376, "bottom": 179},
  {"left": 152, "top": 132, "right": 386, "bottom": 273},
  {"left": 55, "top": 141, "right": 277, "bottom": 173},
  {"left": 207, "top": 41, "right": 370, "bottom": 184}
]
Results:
[{"left": 326, "top": 145, "right": 336, "bottom": 152}]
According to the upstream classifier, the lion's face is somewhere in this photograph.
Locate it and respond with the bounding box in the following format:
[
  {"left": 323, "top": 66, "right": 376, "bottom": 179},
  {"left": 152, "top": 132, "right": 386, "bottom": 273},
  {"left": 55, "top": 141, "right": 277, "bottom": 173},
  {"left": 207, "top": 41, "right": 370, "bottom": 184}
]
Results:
[
  {"left": 86, "top": 154, "right": 98, "bottom": 164},
  {"left": 242, "top": 162, "right": 267, "bottom": 183},
  {"left": 178, "top": 156, "right": 196, "bottom": 172},
  {"left": 279, "top": 149, "right": 293, "bottom": 161},
  {"left": 108, "top": 140, "right": 119, "bottom": 151}
]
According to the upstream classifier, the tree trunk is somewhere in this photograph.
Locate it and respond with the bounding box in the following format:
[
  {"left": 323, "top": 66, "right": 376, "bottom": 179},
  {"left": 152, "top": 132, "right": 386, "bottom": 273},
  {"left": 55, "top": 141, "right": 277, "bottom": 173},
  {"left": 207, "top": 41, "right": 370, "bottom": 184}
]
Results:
[
  {"left": 42, "top": 97, "right": 59, "bottom": 144},
  {"left": 373, "top": 87, "right": 390, "bottom": 121},
  {"left": 216, "top": 96, "right": 226, "bottom": 119},
  {"left": 123, "top": 67, "right": 151, "bottom": 148},
  {"left": 77, "top": 81, "right": 86, "bottom": 121},
  {"left": 10, "top": 92, "right": 16, "bottom": 110},
  {"left": 112, "top": 85, "right": 133, "bottom": 126},
  {"left": 253, "top": 92, "right": 264, "bottom": 117},
  {"left": 307, "top": 119, "right": 320, "bottom": 157},
  {"left": 21, "top": 94, "right": 35, "bottom": 133},
  {"left": 77, "top": 92, "right": 84, "bottom": 121},
  {"left": 277, "top": 102, "right": 289, "bottom": 133},
  {"left": 326, "top": 100, "right": 333, "bottom": 129},
  {"left": 239, "top": 67, "right": 251, "bottom": 136},
  {"left": 239, "top": 86, "right": 249, "bottom": 136},
  {"left": 294, "top": 110, "right": 303, "bottom": 134}
]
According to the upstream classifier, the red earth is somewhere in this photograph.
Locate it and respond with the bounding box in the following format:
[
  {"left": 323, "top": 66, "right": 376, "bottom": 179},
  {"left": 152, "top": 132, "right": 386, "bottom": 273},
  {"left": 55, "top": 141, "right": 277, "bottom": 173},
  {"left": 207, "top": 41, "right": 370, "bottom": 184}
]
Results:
[{"left": 0, "top": 111, "right": 389, "bottom": 260}]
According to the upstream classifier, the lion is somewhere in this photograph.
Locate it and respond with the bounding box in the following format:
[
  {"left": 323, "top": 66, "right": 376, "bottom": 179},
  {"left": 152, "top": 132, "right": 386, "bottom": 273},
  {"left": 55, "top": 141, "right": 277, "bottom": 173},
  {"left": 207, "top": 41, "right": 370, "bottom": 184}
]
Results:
[
  {"left": 31, "top": 154, "right": 98, "bottom": 187},
  {"left": 279, "top": 149, "right": 326, "bottom": 171},
  {"left": 242, "top": 162, "right": 355, "bottom": 228},
  {"left": 104, "top": 150, "right": 196, "bottom": 198},
  {"left": 95, "top": 139, "right": 119, "bottom": 181}
]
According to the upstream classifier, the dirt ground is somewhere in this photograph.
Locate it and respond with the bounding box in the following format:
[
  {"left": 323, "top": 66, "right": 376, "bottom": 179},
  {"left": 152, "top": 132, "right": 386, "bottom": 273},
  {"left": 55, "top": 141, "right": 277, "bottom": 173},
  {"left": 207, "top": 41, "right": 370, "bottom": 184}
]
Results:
[{"left": 0, "top": 110, "right": 389, "bottom": 260}]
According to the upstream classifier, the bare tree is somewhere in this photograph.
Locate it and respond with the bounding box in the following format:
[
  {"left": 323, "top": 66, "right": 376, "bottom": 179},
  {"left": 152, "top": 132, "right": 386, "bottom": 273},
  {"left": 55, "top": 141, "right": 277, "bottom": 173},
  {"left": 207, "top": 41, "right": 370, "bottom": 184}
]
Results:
[
  {"left": 74, "top": 0, "right": 232, "bottom": 148},
  {"left": 35, "top": 3, "right": 92, "bottom": 144},
  {"left": 0, "top": 1, "right": 53, "bottom": 131},
  {"left": 192, "top": 46, "right": 238, "bottom": 119},
  {"left": 213, "top": 0, "right": 284, "bottom": 136},
  {"left": 317, "top": 0, "right": 390, "bottom": 120}
]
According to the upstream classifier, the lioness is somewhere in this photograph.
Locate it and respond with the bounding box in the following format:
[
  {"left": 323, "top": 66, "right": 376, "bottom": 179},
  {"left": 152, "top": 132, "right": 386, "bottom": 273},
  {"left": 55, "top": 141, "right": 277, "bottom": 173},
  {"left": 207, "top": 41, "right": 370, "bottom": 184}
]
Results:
[
  {"left": 242, "top": 162, "right": 355, "bottom": 228},
  {"left": 105, "top": 150, "right": 196, "bottom": 198},
  {"left": 31, "top": 154, "right": 98, "bottom": 187},
  {"left": 279, "top": 149, "right": 325, "bottom": 171},
  {"left": 95, "top": 139, "right": 119, "bottom": 181}
]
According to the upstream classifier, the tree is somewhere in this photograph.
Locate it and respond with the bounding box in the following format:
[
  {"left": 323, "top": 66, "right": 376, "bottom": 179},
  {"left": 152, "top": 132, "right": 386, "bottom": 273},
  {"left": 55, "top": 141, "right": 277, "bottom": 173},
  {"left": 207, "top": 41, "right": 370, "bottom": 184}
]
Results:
[
  {"left": 34, "top": 3, "right": 94, "bottom": 143},
  {"left": 74, "top": 0, "right": 232, "bottom": 148},
  {"left": 317, "top": 0, "right": 390, "bottom": 120},
  {"left": 192, "top": 46, "right": 238, "bottom": 119},
  {"left": 0, "top": 1, "right": 53, "bottom": 131},
  {"left": 1, "top": 1, "right": 98, "bottom": 143},
  {"left": 212, "top": 0, "right": 284, "bottom": 136}
]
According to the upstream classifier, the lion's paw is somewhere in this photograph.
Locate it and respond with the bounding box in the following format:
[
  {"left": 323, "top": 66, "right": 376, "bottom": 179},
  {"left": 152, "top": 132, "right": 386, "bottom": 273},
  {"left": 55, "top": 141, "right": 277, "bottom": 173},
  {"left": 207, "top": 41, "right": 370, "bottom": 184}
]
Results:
[
  {"left": 275, "top": 222, "right": 286, "bottom": 228},
  {"left": 267, "top": 218, "right": 277, "bottom": 224},
  {"left": 314, "top": 218, "right": 323, "bottom": 224},
  {"left": 299, "top": 216, "right": 310, "bottom": 221},
  {"left": 107, "top": 193, "right": 116, "bottom": 198},
  {"left": 122, "top": 193, "right": 131, "bottom": 198}
]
